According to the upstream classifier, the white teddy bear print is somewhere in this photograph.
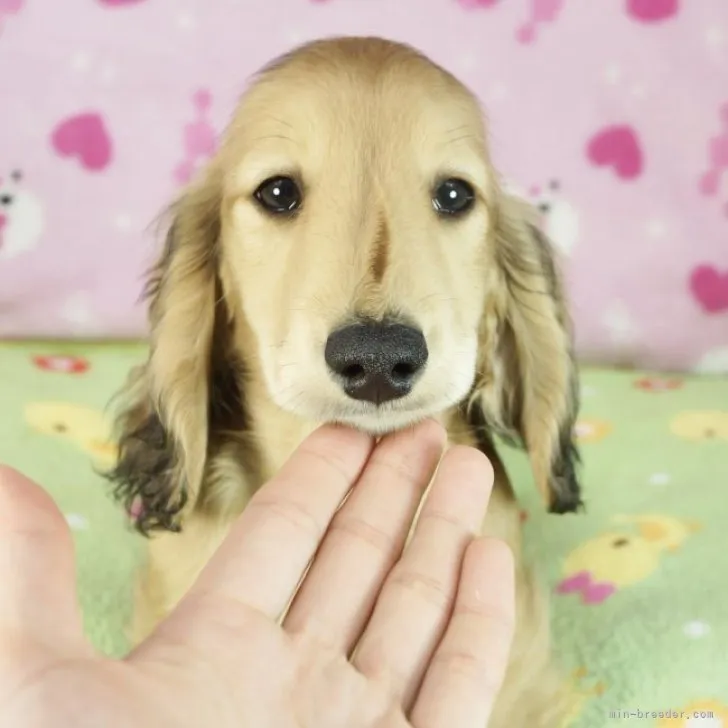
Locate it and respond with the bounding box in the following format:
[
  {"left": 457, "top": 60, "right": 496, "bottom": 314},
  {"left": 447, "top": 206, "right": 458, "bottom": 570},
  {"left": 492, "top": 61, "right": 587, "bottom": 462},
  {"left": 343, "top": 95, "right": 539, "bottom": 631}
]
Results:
[
  {"left": 0, "top": 170, "right": 44, "bottom": 260},
  {"left": 502, "top": 177, "right": 580, "bottom": 256}
]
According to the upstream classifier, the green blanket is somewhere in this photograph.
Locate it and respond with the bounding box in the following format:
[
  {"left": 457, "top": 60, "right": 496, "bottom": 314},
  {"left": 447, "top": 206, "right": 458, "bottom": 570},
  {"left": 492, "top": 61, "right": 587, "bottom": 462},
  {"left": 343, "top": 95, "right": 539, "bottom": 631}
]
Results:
[{"left": 1, "top": 341, "right": 726, "bottom": 727}]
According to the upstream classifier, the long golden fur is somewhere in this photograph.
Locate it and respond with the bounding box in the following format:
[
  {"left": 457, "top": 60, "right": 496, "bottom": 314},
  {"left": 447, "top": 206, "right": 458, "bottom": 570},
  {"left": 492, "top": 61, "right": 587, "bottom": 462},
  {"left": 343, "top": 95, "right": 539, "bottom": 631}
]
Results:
[{"left": 106, "top": 37, "right": 583, "bottom": 727}]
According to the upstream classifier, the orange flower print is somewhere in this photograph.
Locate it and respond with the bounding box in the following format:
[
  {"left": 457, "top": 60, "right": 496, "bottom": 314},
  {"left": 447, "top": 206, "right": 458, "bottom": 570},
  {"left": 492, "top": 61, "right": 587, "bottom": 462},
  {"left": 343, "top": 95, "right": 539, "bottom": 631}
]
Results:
[
  {"left": 634, "top": 376, "right": 683, "bottom": 392},
  {"left": 32, "top": 354, "right": 90, "bottom": 374}
]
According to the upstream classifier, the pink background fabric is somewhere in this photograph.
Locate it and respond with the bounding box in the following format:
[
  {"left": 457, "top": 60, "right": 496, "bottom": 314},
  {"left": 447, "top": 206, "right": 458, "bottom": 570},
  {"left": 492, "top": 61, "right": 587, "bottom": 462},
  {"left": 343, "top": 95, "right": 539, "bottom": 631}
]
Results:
[{"left": 0, "top": 0, "right": 726, "bottom": 373}]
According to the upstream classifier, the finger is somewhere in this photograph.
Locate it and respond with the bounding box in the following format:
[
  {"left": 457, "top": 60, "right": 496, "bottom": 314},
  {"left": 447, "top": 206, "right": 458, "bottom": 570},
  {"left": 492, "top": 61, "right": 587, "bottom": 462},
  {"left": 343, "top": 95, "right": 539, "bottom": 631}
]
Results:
[
  {"left": 410, "top": 538, "right": 515, "bottom": 728},
  {"left": 167, "top": 425, "right": 374, "bottom": 623},
  {"left": 0, "top": 466, "right": 88, "bottom": 653},
  {"left": 283, "top": 419, "right": 446, "bottom": 653},
  {"left": 352, "top": 446, "right": 494, "bottom": 709}
]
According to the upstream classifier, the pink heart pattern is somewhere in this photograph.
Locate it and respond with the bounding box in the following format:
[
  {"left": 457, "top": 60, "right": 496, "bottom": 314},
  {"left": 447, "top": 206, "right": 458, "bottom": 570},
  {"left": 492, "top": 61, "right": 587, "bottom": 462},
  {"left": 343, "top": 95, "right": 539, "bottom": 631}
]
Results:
[
  {"left": 531, "top": 0, "right": 563, "bottom": 22},
  {"left": 0, "top": 0, "right": 23, "bottom": 13},
  {"left": 699, "top": 103, "right": 728, "bottom": 201},
  {"left": 457, "top": 0, "right": 498, "bottom": 7},
  {"left": 51, "top": 113, "right": 113, "bottom": 172},
  {"left": 174, "top": 90, "right": 218, "bottom": 186},
  {"left": 626, "top": 0, "right": 679, "bottom": 23},
  {"left": 516, "top": 0, "right": 565, "bottom": 44},
  {"left": 556, "top": 571, "right": 617, "bottom": 605},
  {"left": 0, "top": 0, "right": 23, "bottom": 34},
  {"left": 97, "top": 0, "right": 147, "bottom": 6},
  {"left": 689, "top": 265, "right": 728, "bottom": 314},
  {"left": 587, "top": 125, "right": 643, "bottom": 180}
]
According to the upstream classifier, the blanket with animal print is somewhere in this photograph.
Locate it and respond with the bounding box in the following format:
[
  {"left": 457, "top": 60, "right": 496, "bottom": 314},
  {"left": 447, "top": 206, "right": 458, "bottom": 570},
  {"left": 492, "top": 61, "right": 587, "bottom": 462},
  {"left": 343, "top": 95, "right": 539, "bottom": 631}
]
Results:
[{"left": 0, "top": 341, "right": 726, "bottom": 728}]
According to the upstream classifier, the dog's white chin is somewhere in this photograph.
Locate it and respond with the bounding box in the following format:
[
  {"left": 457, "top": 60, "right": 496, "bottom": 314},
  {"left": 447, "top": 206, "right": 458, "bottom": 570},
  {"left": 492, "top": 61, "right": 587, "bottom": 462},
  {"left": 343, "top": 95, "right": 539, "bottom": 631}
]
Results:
[
  {"left": 328, "top": 407, "right": 438, "bottom": 435},
  {"left": 273, "top": 389, "right": 470, "bottom": 436}
]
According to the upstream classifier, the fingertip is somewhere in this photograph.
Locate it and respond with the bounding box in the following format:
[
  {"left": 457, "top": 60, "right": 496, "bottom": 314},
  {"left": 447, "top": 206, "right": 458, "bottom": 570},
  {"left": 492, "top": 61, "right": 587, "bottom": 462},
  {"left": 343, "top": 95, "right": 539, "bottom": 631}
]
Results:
[
  {"left": 445, "top": 445, "right": 495, "bottom": 485},
  {"left": 0, "top": 465, "right": 85, "bottom": 653},
  {"left": 467, "top": 537, "right": 515, "bottom": 574},
  {"left": 0, "top": 463, "right": 28, "bottom": 487},
  {"left": 377, "top": 417, "right": 447, "bottom": 455},
  {"left": 414, "top": 417, "right": 448, "bottom": 443},
  {"left": 0, "top": 464, "right": 68, "bottom": 536},
  {"left": 434, "top": 446, "right": 495, "bottom": 511},
  {"left": 308, "top": 423, "right": 375, "bottom": 454},
  {"left": 462, "top": 537, "right": 516, "bottom": 613},
  {"left": 413, "top": 417, "right": 448, "bottom": 451},
  {"left": 290, "top": 424, "right": 375, "bottom": 480}
]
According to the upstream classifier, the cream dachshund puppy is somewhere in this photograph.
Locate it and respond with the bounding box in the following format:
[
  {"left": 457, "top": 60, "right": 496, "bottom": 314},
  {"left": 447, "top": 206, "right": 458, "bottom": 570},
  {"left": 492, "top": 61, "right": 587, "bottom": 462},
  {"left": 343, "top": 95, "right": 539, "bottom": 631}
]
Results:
[{"left": 107, "top": 37, "right": 583, "bottom": 728}]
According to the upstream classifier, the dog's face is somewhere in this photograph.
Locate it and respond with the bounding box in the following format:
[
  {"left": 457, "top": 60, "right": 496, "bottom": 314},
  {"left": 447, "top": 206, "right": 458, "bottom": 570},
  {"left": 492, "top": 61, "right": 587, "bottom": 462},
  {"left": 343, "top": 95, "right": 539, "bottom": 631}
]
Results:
[
  {"left": 222, "top": 48, "right": 495, "bottom": 433},
  {"left": 109, "top": 38, "right": 582, "bottom": 533}
]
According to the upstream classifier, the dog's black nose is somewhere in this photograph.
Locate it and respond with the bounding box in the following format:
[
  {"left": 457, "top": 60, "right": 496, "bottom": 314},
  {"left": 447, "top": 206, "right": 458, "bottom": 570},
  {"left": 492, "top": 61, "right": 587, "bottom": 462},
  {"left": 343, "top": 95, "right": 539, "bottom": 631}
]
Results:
[{"left": 325, "top": 321, "right": 428, "bottom": 404}]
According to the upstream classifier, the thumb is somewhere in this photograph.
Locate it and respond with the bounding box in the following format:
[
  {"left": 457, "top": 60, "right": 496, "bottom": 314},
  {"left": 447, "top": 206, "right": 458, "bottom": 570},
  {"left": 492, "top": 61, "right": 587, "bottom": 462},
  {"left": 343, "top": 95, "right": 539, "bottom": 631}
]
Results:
[{"left": 0, "top": 466, "right": 89, "bottom": 656}]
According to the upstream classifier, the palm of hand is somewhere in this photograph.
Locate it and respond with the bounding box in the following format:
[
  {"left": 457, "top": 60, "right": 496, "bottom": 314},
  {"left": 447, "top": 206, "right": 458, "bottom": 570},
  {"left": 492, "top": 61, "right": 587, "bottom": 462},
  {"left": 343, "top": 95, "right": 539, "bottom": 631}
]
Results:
[{"left": 0, "top": 422, "right": 513, "bottom": 728}]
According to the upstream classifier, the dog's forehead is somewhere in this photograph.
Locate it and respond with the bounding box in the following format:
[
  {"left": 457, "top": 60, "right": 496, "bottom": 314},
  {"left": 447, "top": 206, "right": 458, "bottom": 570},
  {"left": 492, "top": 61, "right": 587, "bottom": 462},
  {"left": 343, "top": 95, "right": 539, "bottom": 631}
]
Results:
[
  {"left": 221, "top": 39, "right": 490, "bottom": 195},
  {"left": 235, "top": 39, "right": 483, "bottom": 144}
]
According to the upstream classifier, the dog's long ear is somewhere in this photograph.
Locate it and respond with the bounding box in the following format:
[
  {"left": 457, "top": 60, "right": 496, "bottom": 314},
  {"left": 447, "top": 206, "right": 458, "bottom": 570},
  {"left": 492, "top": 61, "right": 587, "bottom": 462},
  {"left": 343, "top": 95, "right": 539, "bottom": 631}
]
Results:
[
  {"left": 106, "top": 168, "right": 236, "bottom": 534},
  {"left": 471, "top": 191, "right": 582, "bottom": 514}
]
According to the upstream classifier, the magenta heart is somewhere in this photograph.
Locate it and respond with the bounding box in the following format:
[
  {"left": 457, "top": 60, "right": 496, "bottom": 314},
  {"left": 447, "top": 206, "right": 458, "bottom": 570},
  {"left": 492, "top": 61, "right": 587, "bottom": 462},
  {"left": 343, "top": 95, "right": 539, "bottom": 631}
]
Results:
[
  {"left": 97, "top": 0, "right": 147, "bottom": 6},
  {"left": 699, "top": 169, "right": 720, "bottom": 196},
  {"left": 533, "top": 0, "right": 564, "bottom": 23},
  {"left": 627, "top": 0, "right": 679, "bottom": 23},
  {"left": 555, "top": 571, "right": 590, "bottom": 594},
  {"left": 709, "top": 135, "right": 728, "bottom": 167},
  {"left": 0, "top": 0, "right": 23, "bottom": 14},
  {"left": 689, "top": 265, "right": 728, "bottom": 314},
  {"left": 457, "top": 0, "right": 498, "bottom": 7},
  {"left": 516, "top": 24, "right": 536, "bottom": 43},
  {"left": 51, "top": 112, "right": 112, "bottom": 172},
  {"left": 582, "top": 582, "right": 616, "bottom": 605},
  {"left": 587, "top": 125, "right": 643, "bottom": 180},
  {"left": 556, "top": 571, "right": 616, "bottom": 604},
  {"left": 128, "top": 497, "right": 144, "bottom": 520}
]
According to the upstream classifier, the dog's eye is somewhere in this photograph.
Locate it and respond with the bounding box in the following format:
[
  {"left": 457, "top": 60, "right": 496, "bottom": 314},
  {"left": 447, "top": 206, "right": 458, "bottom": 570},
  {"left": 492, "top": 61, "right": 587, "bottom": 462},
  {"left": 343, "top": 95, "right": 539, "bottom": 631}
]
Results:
[
  {"left": 254, "top": 176, "right": 301, "bottom": 214},
  {"left": 432, "top": 178, "right": 475, "bottom": 216}
]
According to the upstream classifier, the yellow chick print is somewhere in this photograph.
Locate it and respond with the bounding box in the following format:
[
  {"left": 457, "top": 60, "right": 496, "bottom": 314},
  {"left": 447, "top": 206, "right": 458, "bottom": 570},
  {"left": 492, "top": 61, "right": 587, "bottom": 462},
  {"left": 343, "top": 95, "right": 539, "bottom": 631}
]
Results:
[
  {"left": 670, "top": 411, "right": 728, "bottom": 441},
  {"left": 555, "top": 514, "right": 700, "bottom": 605},
  {"left": 559, "top": 666, "right": 606, "bottom": 728},
  {"left": 24, "top": 401, "right": 118, "bottom": 468},
  {"left": 655, "top": 698, "right": 728, "bottom": 726}
]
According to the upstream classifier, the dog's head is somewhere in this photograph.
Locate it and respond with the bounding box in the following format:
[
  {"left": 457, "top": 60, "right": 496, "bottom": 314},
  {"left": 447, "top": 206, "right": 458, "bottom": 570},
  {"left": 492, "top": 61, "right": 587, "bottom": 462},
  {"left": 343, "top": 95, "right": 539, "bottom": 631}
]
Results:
[{"left": 109, "top": 37, "right": 581, "bottom": 533}]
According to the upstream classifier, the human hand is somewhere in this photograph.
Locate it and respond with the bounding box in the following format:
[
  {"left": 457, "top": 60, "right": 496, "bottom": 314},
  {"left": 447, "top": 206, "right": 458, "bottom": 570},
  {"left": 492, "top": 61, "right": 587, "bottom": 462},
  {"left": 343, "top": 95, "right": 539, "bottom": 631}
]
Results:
[{"left": 0, "top": 420, "right": 514, "bottom": 728}]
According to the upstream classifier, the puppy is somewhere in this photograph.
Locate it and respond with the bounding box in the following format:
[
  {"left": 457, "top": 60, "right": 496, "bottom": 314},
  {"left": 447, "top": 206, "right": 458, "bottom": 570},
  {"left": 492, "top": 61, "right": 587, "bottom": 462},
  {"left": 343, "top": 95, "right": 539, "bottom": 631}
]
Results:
[{"left": 107, "top": 37, "right": 582, "bottom": 728}]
